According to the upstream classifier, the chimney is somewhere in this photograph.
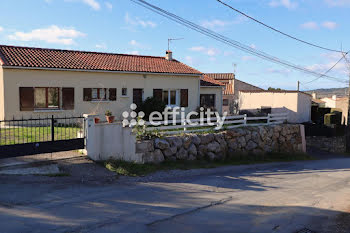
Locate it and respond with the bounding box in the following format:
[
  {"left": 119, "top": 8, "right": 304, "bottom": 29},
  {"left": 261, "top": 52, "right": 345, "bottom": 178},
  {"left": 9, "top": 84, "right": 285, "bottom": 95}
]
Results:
[
  {"left": 332, "top": 95, "right": 337, "bottom": 100},
  {"left": 312, "top": 92, "right": 317, "bottom": 99},
  {"left": 166, "top": 50, "right": 173, "bottom": 61}
]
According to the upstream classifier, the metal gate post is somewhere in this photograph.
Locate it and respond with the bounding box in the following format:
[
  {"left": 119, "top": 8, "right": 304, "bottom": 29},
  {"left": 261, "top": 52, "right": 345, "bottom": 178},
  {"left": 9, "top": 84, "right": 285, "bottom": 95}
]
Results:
[{"left": 51, "top": 115, "right": 55, "bottom": 142}]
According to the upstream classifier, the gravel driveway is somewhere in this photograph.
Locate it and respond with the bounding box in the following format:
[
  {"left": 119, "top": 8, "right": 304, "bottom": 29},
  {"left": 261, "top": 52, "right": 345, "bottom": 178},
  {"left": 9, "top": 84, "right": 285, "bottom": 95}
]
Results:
[{"left": 1, "top": 157, "right": 350, "bottom": 233}]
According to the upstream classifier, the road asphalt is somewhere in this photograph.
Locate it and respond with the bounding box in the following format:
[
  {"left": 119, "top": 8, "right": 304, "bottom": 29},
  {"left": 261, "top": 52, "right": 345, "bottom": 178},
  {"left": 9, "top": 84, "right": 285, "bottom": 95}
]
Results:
[{"left": 1, "top": 157, "right": 350, "bottom": 233}]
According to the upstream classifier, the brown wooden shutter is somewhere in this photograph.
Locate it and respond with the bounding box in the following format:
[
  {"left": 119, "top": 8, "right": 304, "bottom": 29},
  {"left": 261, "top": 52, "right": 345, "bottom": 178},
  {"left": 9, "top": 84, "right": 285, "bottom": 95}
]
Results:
[
  {"left": 19, "top": 87, "right": 34, "bottom": 111},
  {"left": 153, "top": 89, "right": 163, "bottom": 101},
  {"left": 62, "top": 88, "right": 75, "bottom": 110},
  {"left": 180, "top": 89, "right": 188, "bottom": 107},
  {"left": 109, "top": 88, "right": 117, "bottom": 101},
  {"left": 83, "top": 88, "right": 92, "bottom": 101}
]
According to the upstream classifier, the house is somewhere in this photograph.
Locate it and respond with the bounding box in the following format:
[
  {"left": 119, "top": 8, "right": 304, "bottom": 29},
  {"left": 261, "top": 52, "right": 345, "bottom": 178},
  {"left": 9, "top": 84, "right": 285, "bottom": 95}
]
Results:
[
  {"left": 200, "top": 75, "right": 224, "bottom": 113},
  {"left": 238, "top": 90, "right": 312, "bottom": 123},
  {"left": 205, "top": 73, "right": 263, "bottom": 114},
  {"left": 0, "top": 45, "right": 223, "bottom": 120},
  {"left": 319, "top": 94, "right": 348, "bottom": 125}
]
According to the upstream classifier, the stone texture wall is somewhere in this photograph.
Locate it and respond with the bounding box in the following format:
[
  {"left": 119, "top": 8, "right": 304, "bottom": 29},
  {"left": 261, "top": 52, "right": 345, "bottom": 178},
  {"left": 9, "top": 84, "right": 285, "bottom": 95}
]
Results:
[
  {"left": 306, "top": 136, "right": 346, "bottom": 153},
  {"left": 136, "top": 124, "right": 303, "bottom": 164}
]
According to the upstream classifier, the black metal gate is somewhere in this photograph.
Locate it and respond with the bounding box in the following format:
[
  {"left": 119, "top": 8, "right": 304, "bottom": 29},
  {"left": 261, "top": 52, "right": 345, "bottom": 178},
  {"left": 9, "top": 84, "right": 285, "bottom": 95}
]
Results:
[{"left": 0, "top": 115, "right": 85, "bottom": 158}]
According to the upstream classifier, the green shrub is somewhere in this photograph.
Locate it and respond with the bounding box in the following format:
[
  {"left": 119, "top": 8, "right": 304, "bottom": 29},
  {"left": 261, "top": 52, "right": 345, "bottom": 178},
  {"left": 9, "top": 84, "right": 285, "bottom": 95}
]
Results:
[{"left": 137, "top": 97, "right": 166, "bottom": 120}]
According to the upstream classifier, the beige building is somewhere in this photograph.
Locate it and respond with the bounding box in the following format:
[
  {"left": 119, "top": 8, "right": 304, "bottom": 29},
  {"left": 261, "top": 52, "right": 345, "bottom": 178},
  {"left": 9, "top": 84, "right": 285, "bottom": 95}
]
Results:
[
  {"left": 205, "top": 73, "right": 263, "bottom": 114},
  {"left": 239, "top": 90, "right": 312, "bottom": 123},
  {"left": 0, "top": 45, "right": 222, "bottom": 120},
  {"left": 319, "top": 94, "right": 349, "bottom": 125}
]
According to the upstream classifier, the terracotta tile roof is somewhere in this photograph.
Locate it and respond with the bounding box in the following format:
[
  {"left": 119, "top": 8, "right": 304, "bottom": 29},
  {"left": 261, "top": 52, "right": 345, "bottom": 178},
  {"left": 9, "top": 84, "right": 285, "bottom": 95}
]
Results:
[
  {"left": 223, "top": 83, "right": 234, "bottom": 95},
  {"left": 0, "top": 45, "right": 202, "bottom": 75},
  {"left": 200, "top": 75, "right": 225, "bottom": 87},
  {"left": 205, "top": 73, "right": 235, "bottom": 80}
]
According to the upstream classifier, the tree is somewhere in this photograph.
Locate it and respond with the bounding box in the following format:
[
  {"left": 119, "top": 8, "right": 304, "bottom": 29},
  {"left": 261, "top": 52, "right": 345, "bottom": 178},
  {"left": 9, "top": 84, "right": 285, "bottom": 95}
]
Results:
[{"left": 268, "top": 87, "right": 283, "bottom": 91}]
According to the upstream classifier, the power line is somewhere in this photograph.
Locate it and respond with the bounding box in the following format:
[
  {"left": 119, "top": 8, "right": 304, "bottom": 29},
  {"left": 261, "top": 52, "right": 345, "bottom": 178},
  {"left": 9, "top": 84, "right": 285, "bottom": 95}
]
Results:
[
  {"left": 131, "top": 0, "right": 347, "bottom": 84},
  {"left": 302, "top": 51, "right": 349, "bottom": 85},
  {"left": 216, "top": 0, "right": 343, "bottom": 53}
]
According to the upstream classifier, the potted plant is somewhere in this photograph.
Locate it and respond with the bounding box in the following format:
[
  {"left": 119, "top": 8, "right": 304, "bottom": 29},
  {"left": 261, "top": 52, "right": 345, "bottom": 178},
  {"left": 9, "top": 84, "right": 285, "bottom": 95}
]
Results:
[
  {"left": 94, "top": 117, "right": 100, "bottom": 124},
  {"left": 105, "top": 110, "right": 115, "bottom": 123}
]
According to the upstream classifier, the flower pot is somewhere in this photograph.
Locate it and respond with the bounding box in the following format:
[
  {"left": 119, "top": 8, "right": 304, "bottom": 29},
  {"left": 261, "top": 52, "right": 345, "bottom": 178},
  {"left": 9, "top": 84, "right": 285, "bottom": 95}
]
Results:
[
  {"left": 106, "top": 115, "right": 115, "bottom": 123},
  {"left": 94, "top": 118, "right": 100, "bottom": 124}
]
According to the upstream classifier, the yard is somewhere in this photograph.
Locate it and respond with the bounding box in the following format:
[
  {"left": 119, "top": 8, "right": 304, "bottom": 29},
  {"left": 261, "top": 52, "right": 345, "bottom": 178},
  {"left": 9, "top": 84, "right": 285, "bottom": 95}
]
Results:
[{"left": 0, "top": 126, "right": 82, "bottom": 145}]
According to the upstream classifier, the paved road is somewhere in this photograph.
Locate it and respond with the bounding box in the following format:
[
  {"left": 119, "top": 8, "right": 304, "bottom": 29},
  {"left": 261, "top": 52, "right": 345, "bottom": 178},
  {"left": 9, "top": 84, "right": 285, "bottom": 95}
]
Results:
[{"left": 2, "top": 158, "right": 350, "bottom": 233}]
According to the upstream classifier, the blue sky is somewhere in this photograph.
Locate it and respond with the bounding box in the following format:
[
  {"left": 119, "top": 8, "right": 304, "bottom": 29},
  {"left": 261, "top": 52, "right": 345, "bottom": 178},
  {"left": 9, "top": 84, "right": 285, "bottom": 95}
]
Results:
[{"left": 0, "top": 0, "right": 349, "bottom": 90}]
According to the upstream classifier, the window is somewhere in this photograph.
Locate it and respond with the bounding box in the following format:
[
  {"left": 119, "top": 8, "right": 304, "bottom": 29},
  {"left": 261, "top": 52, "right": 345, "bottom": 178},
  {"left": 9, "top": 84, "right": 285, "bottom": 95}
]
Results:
[
  {"left": 200, "top": 94, "right": 216, "bottom": 109},
  {"left": 83, "top": 88, "right": 116, "bottom": 101},
  {"left": 19, "top": 87, "right": 75, "bottom": 111},
  {"left": 122, "top": 88, "right": 128, "bottom": 97},
  {"left": 34, "top": 87, "right": 59, "bottom": 109},
  {"left": 223, "top": 99, "right": 229, "bottom": 106},
  {"left": 162, "top": 89, "right": 180, "bottom": 107}
]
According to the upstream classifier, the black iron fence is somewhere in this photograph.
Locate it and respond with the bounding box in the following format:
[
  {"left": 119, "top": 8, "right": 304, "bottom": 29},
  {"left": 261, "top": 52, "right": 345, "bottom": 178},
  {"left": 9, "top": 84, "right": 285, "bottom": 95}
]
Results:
[{"left": 0, "top": 115, "right": 85, "bottom": 158}]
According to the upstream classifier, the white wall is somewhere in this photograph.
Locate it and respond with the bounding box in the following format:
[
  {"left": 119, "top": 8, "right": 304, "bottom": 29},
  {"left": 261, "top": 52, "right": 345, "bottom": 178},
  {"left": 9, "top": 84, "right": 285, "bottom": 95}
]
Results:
[
  {"left": 239, "top": 92, "right": 311, "bottom": 123},
  {"left": 84, "top": 115, "right": 140, "bottom": 162},
  {"left": 2, "top": 68, "right": 200, "bottom": 120}
]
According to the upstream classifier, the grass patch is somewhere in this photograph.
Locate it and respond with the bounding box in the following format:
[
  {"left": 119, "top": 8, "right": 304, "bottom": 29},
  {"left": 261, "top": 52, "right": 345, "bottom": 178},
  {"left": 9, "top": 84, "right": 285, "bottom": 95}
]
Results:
[
  {"left": 0, "top": 127, "right": 82, "bottom": 145},
  {"left": 103, "top": 152, "right": 313, "bottom": 177}
]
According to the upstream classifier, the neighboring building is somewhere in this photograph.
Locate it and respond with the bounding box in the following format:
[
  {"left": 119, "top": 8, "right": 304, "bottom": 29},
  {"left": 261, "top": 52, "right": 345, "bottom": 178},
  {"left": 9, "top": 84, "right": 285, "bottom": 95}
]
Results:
[
  {"left": 320, "top": 94, "right": 349, "bottom": 125},
  {"left": 239, "top": 90, "right": 312, "bottom": 123},
  {"left": 0, "top": 45, "right": 222, "bottom": 120},
  {"left": 205, "top": 73, "right": 263, "bottom": 114}
]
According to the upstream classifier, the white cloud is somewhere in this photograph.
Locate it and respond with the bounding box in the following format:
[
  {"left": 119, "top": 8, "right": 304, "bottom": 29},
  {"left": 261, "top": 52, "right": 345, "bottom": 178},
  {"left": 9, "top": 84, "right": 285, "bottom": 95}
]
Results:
[
  {"left": 322, "top": 21, "right": 338, "bottom": 29},
  {"left": 306, "top": 61, "right": 347, "bottom": 74},
  {"left": 105, "top": 1, "right": 112, "bottom": 10},
  {"left": 0, "top": 26, "right": 3, "bottom": 32},
  {"left": 189, "top": 46, "right": 220, "bottom": 56},
  {"left": 81, "top": 0, "right": 100, "bottom": 10},
  {"left": 129, "top": 40, "right": 140, "bottom": 47},
  {"left": 200, "top": 16, "right": 246, "bottom": 30},
  {"left": 8, "top": 25, "right": 86, "bottom": 45},
  {"left": 269, "top": 0, "right": 298, "bottom": 9},
  {"left": 223, "top": 51, "right": 234, "bottom": 56},
  {"left": 241, "top": 56, "right": 256, "bottom": 61},
  {"left": 185, "top": 56, "right": 194, "bottom": 66},
  {"left": 96, "top": 43, "right": 107, "bottom": 49},
  {"left": 125, "top": 13, "right": 157, "bottom": 28},
  {"left": 266, "top": 68, "right": 292, "bottom": 75},
  {"left": 301, "top": 21, "right": 319, "bottom": 30},
  {"left": 325, "top": 0, "right": 350, "bottom": 7},
  {"left": 129, "top": 51, "right": 139, "bottom": 55}
]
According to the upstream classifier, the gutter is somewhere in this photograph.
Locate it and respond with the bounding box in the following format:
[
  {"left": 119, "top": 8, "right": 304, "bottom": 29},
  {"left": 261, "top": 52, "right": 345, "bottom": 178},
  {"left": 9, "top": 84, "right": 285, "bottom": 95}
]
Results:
[{"left": 1, "top": 66, "right": 202, "bottom": 77}]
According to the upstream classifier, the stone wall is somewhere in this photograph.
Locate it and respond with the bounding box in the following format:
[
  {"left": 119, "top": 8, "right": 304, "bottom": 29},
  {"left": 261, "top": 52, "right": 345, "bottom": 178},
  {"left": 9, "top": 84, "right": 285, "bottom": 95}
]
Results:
[
  {"left": 306, "top": 136, "right": 346, "bottom": 153},
  {"left": 136, "top": 124, "right": 303, "bottom": 164}
]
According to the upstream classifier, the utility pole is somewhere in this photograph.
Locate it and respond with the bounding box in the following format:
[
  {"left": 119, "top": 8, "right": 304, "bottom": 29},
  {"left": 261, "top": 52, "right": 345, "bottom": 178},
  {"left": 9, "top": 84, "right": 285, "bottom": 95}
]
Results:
[
  {"left": 342, "top": 52, "right": 350, "bottom": 126},
  {"left": 297, "top": 81, "right": 300, "bottom": 91}
]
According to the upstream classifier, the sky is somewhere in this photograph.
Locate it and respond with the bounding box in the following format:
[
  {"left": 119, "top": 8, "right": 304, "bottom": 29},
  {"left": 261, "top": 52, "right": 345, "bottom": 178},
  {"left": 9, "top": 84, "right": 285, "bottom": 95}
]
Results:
[{"left": 0, "top": 0, "right": 349, "bottom": 90}]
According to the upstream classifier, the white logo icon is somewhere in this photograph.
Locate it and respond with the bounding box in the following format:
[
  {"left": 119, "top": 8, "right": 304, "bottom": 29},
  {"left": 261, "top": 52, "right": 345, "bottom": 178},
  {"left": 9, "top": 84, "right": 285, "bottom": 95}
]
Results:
[{"left": 122, "top": 104, "right": 145, "bottom": 127}]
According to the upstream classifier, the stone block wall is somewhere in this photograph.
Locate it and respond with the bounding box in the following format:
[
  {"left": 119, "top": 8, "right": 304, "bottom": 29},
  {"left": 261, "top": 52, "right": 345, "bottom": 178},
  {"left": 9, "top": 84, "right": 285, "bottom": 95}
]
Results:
[
  {"left": 136, "top": 124, "right": 303, "bottom": 164},
  {"left": 306, "top": 136, "right": 346, "bottom": 153}
]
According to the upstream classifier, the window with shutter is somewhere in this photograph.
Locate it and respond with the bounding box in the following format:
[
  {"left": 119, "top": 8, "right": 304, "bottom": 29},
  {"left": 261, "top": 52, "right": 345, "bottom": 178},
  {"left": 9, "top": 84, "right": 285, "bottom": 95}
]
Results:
[
  {"left": 109, "top": 88, "right": 117, "bottom": 101},
  {"left": 180, "top": 89, "right": 188, "bottom": 107},
  {"left": 83, "top": 88, "right": 92, "bottom": 101},
  {"left": 62, "top": 88, "right": 75, "bottom": 110},
  {"left": 153, "top": 89, "right": 163, "bottom": 101},
  {"left": 19, "top": 87, "right": 34, "bottom": 111}
]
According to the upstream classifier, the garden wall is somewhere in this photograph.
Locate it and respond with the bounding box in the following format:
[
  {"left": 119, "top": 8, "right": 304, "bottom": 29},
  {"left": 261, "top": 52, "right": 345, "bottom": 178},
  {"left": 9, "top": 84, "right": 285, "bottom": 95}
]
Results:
[
  {"left": 306, "top": 136, "right": 346, "bottom": 154},
  {"left": 136, "top": 124, "right": 305, "bottom": 164}
]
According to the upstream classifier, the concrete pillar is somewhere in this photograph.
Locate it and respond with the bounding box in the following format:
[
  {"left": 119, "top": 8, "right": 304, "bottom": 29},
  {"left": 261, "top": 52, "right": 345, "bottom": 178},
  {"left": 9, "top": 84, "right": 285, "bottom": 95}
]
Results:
[
  {"left": 83, "top": 114, "right": 100, "bottom": 160},
  {"left": 300, "top": 124, "right": 306, "bottom": 153}
]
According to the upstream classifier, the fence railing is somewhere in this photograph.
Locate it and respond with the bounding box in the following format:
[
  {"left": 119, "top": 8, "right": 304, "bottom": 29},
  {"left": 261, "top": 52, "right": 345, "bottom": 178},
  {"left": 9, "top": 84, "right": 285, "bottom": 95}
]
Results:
[
  {"left": 143, "top": 113, "right": 288, "bottom": 135},
  {"left": 0, "top": 115, "right": 85, "bottom": 146}
]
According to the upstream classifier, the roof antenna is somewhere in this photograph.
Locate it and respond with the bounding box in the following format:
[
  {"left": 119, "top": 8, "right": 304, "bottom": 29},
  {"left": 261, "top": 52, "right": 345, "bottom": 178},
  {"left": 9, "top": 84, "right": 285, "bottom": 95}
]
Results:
[
  {"left": 233, "top": 63, "right": 237, "bottom": 75},
  {"left": 168, "top": 38, "right": 184, "bottom": 51}
]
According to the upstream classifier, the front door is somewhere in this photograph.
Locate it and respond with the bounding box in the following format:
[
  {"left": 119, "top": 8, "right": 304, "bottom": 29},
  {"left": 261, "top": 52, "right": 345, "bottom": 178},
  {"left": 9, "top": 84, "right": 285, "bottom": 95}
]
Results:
[{"left": 133, "top": 89, "right": 143, "bottom": 107}]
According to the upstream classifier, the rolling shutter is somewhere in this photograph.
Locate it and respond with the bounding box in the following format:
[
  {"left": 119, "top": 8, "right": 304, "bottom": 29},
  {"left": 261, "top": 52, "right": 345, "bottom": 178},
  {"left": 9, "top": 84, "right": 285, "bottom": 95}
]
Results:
[
  {"left": 153, "top": 89, "right": 163, "bottom": 101},
  {"left": 83, "top": 88, "right": 92, "bottom": 101},
  {"left": 62, "top": 88, "right": 75, "bottom": 110},
  {"left": 180, "top": 89, "right": 188, "bottom": 107},
  {"left": 19, "top": 87, "right": 34, "bottom": 111},
  {"left": 109, "top": 88, "right": 117, "bottom": 101}
]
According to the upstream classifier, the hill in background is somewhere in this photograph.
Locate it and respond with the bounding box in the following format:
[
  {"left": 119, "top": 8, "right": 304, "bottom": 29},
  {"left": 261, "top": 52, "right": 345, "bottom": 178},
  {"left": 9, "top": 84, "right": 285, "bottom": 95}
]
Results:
[{"left": 305, "top": 87, "right": 348, "bottom": 98}]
